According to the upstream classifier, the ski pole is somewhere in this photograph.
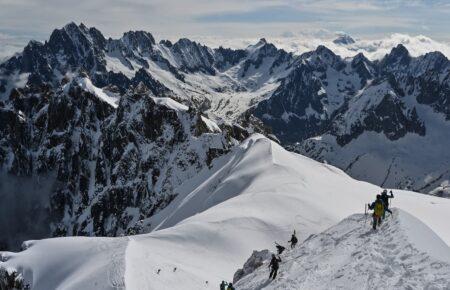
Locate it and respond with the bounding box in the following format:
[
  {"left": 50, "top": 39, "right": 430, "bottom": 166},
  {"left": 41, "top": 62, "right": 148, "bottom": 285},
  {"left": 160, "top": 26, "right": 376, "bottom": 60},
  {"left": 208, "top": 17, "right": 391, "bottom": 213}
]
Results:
[{"left": 364, "top": 204, "right": 368, "bottom": 225}]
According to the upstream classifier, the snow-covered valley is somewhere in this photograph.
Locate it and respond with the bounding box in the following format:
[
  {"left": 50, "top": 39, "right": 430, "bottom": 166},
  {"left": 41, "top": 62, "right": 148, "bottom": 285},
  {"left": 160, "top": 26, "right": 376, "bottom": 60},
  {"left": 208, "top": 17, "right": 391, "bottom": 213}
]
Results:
[{"left": 2, "top": 135, "right": 450, "bottom": 289}]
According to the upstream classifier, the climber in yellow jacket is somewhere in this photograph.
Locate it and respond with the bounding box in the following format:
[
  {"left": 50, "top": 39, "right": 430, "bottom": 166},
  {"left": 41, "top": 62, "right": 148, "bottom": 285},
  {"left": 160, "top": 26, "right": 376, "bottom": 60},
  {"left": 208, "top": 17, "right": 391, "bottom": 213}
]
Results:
[{"left": 368, "top": 194, "right": 384, "bottom": 230}]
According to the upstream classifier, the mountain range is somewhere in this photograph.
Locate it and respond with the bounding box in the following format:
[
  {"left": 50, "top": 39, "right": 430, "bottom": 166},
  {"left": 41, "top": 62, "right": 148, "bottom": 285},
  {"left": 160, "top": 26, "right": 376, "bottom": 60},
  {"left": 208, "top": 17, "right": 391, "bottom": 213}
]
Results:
[{"left": 1, "top": 22, "right": 450, "bottom": 251}]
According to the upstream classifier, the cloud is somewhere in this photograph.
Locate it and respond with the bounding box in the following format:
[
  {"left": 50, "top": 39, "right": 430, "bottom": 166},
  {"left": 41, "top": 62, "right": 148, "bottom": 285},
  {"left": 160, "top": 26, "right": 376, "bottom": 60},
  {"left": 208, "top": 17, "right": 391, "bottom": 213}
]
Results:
[
  {"left": 195, "top": 5, "right": 320, "bottom": 23},
  {"left": 0, "top": 0, "right": 448, "bottom": 50},
  {"left": 0, "top": 33, "right": 30, "bottom": 62},
  {"left": 192, "top": 33, "right": 450, "bottom": 60}
]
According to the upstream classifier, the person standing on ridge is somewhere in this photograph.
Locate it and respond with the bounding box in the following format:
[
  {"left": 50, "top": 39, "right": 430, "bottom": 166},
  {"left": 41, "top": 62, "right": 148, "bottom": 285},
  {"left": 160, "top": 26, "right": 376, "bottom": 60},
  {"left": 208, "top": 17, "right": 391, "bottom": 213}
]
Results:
[
  {"left": 220, "top": 281, "right": 228, "bottom": 290},
  {"left": 226, "top": 282, "right": 235, "bottom": 290},
  {"left": 268, "top": 254, "right": 282, "bottom": 280},
  {"left": 380, "top": 189, "right": 394, "bottom": 218},
  {"left": 368, "top": 194, "right": 384, "bottom": 230},
  {"left": 288, "top": 231, "right": 298, "bottom": 249}
]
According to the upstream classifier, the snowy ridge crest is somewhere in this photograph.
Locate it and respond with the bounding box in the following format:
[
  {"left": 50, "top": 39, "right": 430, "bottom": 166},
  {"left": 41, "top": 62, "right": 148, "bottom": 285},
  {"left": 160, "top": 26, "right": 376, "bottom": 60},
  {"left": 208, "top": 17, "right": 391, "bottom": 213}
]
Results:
[{"left": 236, "top": 209, "right": 450, "bottom": 290}]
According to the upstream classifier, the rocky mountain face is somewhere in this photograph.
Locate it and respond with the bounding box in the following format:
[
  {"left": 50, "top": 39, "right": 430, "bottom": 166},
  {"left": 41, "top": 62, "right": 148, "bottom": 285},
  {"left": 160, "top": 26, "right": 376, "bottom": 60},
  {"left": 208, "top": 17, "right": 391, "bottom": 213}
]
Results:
[
  {"left": 252, "top": 44, "right": 445, "bottom": 145},
  {"left": 1, "top": 22, "right": 450, "bottom": 249},
  {"left": 275, "top": 46, "right": 450, "bottom": 196},
  {"left": 0, "top": 75, "right": 253, "bottom": 250}
]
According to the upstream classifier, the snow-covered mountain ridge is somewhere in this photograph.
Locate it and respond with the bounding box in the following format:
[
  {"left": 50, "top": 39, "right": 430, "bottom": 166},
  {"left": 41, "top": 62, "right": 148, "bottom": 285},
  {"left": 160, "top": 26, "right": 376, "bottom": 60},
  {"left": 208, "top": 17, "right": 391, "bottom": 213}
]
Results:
[
  {"left": 235, "top": 209, "right": 450, "bottom": 290},
  {"left": 1, "top": 135, "right": 450, "bottom": 289}
]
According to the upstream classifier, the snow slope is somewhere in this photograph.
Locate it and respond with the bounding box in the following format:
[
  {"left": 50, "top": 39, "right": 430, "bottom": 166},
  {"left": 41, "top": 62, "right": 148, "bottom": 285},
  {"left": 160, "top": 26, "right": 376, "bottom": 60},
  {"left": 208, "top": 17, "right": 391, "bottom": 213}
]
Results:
[
  {"left": 1, "top": 135, "right": 450, "bottom": 289},
  {"left": 236, "top": 209, "right": 450, "bottom": 290}
]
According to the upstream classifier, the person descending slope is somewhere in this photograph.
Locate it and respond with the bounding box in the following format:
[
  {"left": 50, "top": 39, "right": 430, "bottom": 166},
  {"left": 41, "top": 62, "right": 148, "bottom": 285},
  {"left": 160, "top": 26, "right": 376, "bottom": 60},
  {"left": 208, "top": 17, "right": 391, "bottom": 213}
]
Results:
[
  {"left": 226, "top": 282, "right": 235, "bottom": 290},
  {"left": 368, "top": 195, "right": 384, "bottom": 230},
  {"left": 220, "top": 281, "right": 228, "bottom": 290},
  {"left": 275, "top": 242, "right": 286, "bottom": 255},
  {"left": 268, "top": 254, "right": 282, "bottom": 280},
  {"left": 288, "top": 231, "right": 298, "bottom": 249},
  {"left": 380, "top": 189, "right": 394, "bottom": 219}
]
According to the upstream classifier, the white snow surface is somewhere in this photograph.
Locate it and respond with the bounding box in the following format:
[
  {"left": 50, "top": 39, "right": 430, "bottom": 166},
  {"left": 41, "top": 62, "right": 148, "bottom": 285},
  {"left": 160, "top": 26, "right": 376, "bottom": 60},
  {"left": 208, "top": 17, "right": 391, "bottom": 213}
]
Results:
[
  {"left": 76, "top": 77, "right": 120, "bottom": 108},
  {"left": 1, "top": 135, "right": 450, "bottom": 289},
  {"left": 236, "top": 209, "right": 450, "bottom": 290},
  {"left": 151, "top": 97, "right": 189, "bottom": 111}
]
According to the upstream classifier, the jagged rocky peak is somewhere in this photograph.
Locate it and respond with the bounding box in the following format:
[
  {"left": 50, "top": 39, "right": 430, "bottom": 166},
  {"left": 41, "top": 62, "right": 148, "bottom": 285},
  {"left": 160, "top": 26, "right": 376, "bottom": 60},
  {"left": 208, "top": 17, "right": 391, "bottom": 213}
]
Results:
[
  {"left": 121, "top": 30, "right": 156, "bottom": 52},
  {"left": 213, "top": 46, "right": 247, "bottom": 70},
  {"left": 381, "top": 44, "right": 411, "bottom": 67},
  {"left": 254, "top": 39, "right": 278, "bottom": 55},
  {"left": 351, "top": 52, "right": 375, "bottom": 85},
  {"left": 351, "top": 52, "right": 370, "bottom": 64},
  {"left": 305, "top": 45, "right": 343, "bottom": 68},
  {"left": 258, "top": 37, "right": 267, "bottom": 44},
  {"left": 317, "top": 44, "right": 337, "bottom": 58},
  {"left": 49, "top": 21, "right": 106, "bottom": 52},
  {"left": 159, "top": 39, "right": 173, "bottom": 47},
  {"left": 247, "top": 38, "right": 276, "bottom": 53},
  {"left": 173, "top": 37, "right": 210, "bottom": 52},
  {"left": 171, "top": 38, "right": 216, "bottom": 74},
  {"left": 417, "top": 50, "right": 448, "bottom": 71},
  {"left": 333, "top": 33, "right": 355, "bottom": 45}
]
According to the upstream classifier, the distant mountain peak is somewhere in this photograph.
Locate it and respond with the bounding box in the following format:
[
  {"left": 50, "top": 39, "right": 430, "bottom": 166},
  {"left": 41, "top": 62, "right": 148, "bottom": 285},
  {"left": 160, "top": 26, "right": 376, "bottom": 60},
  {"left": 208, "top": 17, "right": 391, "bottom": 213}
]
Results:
[
  {"left": 333, "top": 34, "right": 356, "bottom": 45},
  {"left": 257, "top": 38, "right": 267, "bottom": 44}
]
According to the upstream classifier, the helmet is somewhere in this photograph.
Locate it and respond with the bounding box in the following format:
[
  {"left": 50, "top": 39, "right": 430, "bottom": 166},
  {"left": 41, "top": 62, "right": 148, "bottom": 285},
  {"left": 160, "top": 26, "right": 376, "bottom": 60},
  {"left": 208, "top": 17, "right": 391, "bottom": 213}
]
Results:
[
  {"left": 383, "top": 189, "right": 387, "bottom": 194},
  {"left": 376, "top": 194, "right": 381, "bottom": 199}
]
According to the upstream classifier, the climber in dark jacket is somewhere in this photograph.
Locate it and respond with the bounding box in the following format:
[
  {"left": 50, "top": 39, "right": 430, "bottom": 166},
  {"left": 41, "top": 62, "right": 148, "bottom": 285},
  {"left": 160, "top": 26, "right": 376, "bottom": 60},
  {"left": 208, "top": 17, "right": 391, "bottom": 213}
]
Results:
[
  {"left": 226, "top": 283, "right": 235, "bottom": 290},
  {"left": 288, "top": 231, "right": 298, "bottom": 249},
  {"left": 368, "top": 195, "right": 384, "bottom": 230},
  {"left": 380, "top": 189, "right": 394, "bottom": 218},
  {"left": 268, "top": 254, "right": 282, "bottom": 279},
  {"left": 220, "top": 280, "right": 228, "bottom": 290}
]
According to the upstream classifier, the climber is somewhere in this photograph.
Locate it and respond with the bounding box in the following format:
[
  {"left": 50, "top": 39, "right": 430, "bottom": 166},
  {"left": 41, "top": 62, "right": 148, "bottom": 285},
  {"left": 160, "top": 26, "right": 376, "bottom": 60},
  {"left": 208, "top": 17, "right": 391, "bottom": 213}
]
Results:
[
  {"left": 268, "top": 254, "right": 282, "bottom": 280},
  {"left": 156, "top": 269, "right": 161, "bottom": 274},
  {"left": 288, "top": 230, "right": 298, "bottom": 249},
  {"left": 220, "top": 280, "right": 228, "bottom": 290},
  {"left": 368, "top": 194, "right": 384, "bottom": 230},
  {"left": 226, "top": 282, "right": 235, "bottom": 290},
  {"left": 380, "top": 189, "right": 394, "bottom": 218},
  {"left": 275, "top": 242, "right": 286, "bottom": 255}
]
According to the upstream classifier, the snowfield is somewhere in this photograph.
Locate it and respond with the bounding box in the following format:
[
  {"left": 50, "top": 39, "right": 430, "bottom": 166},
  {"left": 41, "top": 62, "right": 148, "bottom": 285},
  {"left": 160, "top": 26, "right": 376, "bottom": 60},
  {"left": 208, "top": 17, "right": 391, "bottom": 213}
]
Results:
[
  {"left": 236, "top": 209, "right": 450, "bottom": 290},
  {"left": 2, "top": 135, "right": 450, "bottom": 289}
]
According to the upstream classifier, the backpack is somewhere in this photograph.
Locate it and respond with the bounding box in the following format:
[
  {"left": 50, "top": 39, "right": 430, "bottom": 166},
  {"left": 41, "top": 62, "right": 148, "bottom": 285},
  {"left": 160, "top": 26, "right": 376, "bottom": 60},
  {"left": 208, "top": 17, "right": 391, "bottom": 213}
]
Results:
[{"left": 374, "top": 200, "right": 384, "bottom": 216}]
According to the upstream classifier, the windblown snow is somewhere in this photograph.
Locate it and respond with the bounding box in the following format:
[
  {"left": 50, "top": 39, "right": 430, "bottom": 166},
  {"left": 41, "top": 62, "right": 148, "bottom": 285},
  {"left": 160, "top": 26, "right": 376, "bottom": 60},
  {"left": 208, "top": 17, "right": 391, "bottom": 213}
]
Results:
[{"left": 1, "top": 135, "right": 450, "bottom": 289}]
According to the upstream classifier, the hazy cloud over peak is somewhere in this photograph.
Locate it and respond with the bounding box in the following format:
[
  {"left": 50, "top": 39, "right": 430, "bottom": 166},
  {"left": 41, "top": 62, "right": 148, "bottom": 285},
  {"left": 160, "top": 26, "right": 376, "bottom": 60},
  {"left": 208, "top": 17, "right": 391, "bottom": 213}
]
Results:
[{"left": 0, "top": 0, "right": 448, "bottom": 59}]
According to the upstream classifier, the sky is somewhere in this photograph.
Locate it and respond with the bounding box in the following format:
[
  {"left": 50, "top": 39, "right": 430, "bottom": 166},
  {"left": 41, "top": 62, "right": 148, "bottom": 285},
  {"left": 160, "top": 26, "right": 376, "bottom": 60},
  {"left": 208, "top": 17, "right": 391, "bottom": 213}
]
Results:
[{"left": 0, "top": 0, "right": 449, "bottom": 59}]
